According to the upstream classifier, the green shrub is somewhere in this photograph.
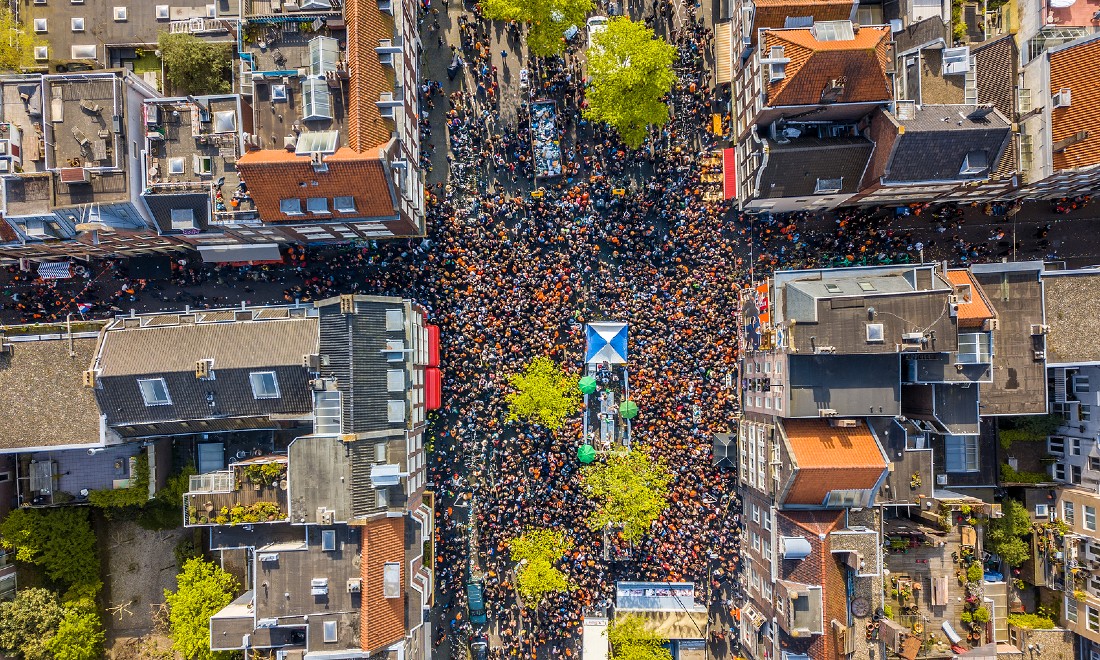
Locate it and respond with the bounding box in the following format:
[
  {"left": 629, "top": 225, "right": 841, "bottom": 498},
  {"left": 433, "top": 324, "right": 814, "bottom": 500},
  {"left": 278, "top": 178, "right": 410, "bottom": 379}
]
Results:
[
  {"left": 961, "top": 611, "right": 972, "bottom": 625},
  {"left": 0, "top": 508, "right": 99, "bottom": 590},
  {"left": 1007, "top": 612, "right": 1055, "bottom": 630},
  {"left": 973, "top": 606, "right": 991, "bottom": 624},
  {"left": 967, "top": 563, "right": 984, "bottom": 583},
  {"left": 1001, "top": 463, "right": 1049, "bottom": 484}
]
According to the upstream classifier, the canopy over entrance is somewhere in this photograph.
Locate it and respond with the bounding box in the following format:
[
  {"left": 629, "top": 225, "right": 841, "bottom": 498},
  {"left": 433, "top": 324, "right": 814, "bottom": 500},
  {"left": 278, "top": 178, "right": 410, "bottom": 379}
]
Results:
[{"left": 585, "top": 322, "right": 628, "bottom": 364}]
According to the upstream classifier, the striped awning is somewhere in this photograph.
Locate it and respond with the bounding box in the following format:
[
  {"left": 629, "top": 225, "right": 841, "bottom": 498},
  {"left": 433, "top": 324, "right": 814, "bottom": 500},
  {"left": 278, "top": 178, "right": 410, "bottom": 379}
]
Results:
[
  {"left": 37, "top": 261, "right": 72, "bottom": 279},
  {"left": 715, "top": 21, "right": 733, "bottom": 84}
]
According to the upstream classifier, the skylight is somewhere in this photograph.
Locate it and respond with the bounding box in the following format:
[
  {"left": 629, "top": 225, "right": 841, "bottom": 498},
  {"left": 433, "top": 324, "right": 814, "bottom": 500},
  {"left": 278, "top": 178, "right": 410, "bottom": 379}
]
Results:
[
  {"left": 811, "top": 20, "right": 855, "bottom": 42},
  {"left": 295, "top": 130, "right": 339, "bottom": 155},
  {"left": 814, "top": 178, "right": 842, "bottom": 194},
  {"left": 857, "top": 281, "right": 877, "bottom": 292}
]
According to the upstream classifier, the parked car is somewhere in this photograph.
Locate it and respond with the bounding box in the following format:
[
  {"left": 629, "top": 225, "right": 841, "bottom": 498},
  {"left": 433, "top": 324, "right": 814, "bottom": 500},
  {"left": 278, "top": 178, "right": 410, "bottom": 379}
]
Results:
[
  {"left": 469, "top": 633, "right": 489, "bottom": 660},
  {"left": 587, "top": 16, "right": 610, "bottom": 49},
  {"left": 466, "top": 579, "right": 487, "bottom": 626}
]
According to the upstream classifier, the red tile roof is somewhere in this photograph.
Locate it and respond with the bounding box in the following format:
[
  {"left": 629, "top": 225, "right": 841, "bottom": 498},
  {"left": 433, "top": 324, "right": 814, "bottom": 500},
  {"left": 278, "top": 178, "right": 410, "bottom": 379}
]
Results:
[
  {"left": 763, "top": 25, "right": 893, "bottom": 107},
  {"left": 236, "top": 147, "right": 395, "bottom": 222},
  {"left": 361, "top": 517, "right": 406, "bottom": 653},
  {"left": 1049, "top": 36, "right": 1100, "bottom": 171},
  {"left": 752, "top": 0, "right": 856, "bottom": 43},
  {"left": 782, "top": 419, "right": 886, "bottom": 506},
  {"left": 345, "top": 0, "right": 396, "bottom": 152},
  {"left": 946, "top": 270, "right": 995, "bottom": 328},
  {"left": 776, "top": 510, "right": 848, "bottom": 660}
]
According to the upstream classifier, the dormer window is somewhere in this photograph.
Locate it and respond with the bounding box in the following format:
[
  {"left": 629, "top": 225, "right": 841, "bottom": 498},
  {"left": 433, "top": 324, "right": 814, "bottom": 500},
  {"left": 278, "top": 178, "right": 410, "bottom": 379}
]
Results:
[
  {"left": 814, "top": 177, "right": 842, "bottom": 194},
  {"left": 959, "top": 151, "right": 989, "bottom": 177},
  {"left": 763, "top": 45, "right": 789, "bottom": 81}
]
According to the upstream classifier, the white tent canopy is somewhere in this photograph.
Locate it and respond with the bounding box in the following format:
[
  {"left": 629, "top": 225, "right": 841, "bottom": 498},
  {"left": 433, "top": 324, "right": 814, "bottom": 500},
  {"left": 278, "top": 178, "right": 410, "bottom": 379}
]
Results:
[{"left": 585, "top": 322, "right": 628, "bottom": 364}]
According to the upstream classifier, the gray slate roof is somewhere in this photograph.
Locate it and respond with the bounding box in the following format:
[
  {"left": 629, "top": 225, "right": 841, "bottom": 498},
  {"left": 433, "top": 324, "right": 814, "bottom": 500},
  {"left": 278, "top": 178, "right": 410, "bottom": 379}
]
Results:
[
  {"left": 788, "top": 354, "right": 902, "bottom": 417},
  {"left": 883, "top": 105, "right": 1011, "bottom": 183},
  {"left": 758, "top": 136, "right": 874, "bottom": 199},
  {"left": 93, "top": 315, "right": 318, "bottom": 432}
]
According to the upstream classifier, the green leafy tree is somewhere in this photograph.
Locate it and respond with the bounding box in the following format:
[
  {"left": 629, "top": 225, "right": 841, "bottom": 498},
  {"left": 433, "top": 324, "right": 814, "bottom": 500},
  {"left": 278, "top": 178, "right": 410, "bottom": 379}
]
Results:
[
  {"left": 158, "top": 32, "right": 232, "bottom": 94},
  {"left": 165, "top": 557, "right": 240, "bottom": 660},
  {"left": 480, "top": 0, "right": 594, "bottom": 56},
  {"left": 0, "top": 507, "right": 100, "bottom": 589},
  {"left": 45, "top": 598, "right": 105, "bottom": 660},
  {"left": 986, "top": 498, "right": 1032, "bottom": 566},
  {"left": 0, "top": 8, "right": 45, "bottom": 73},
  {"left": 608, "top": 613, "right": 673, "bottom": 660},
  {"left": 509, "top": 529, "right": 573, "bottom": 606},
  {"left": 584, "top": 18, "right": 677, "bottom": 149},
  {"left": 0, "top": 587, "right": 64, "bottom": 660},
  {"left": 505, "top": 357, "right": 581, "bottom": 430},
  {"left": 582, "top": 448, "right": 672, "bottom": 542}
]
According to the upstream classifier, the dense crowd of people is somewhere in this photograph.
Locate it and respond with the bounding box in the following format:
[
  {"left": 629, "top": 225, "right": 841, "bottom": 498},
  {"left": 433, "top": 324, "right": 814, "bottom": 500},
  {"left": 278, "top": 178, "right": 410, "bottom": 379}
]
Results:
[{"left": 0, "top": 3, "right": 1093, "bottom": 660}]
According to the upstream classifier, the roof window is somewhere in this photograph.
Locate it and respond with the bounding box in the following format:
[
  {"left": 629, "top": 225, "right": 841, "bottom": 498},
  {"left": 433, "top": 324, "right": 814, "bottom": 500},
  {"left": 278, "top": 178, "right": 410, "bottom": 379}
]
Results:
[
  {"left": 814, "top": 178, "right": 842, "bottom": 194},
  {"left": 824, "top": 283, "right": 842, "bottom": 293},
  {"left": 138, "top": 378, "right": 171, "bottom": 406},
  {"left": 811, "top": 20, "right": 855, "bottom": 41},
  {"left": 279, "top": 198, "right": 304, "bottom": 216},
  {"left": 866, "top": 323, "right": 884, "bottom": 342},
  {"left": 857, "top": 281, "right": 876, "bottom": 292},
  {"left": 249, "top": 371, "right": 280, "bottom": 399}
]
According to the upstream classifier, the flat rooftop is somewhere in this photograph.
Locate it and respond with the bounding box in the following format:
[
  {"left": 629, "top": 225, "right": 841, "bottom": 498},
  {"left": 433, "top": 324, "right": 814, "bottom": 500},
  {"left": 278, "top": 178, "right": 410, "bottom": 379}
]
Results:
[
  {"left": 43, "top": 75, "right": 122, "bottom": 170},
  {"left": 1043, "top": 270, "right": 1100, "bottom": 365},
  {"left": 20, "top": 0, "right": 238, "bottom": 65},
  {"left": 971, "top": 264, "right": 1048, "bottom": 414},
  {"left": 3, "top": 175, "right": 51, "bottom": 217},
  {"left": 146, "top": 97, "right": 242, "bottom": 191},
  {"left": 0, "top": 79, "right": 46, "bottom": 174},
  {"left": 0, "top": 335, "right": 101, "bottom": 451}
]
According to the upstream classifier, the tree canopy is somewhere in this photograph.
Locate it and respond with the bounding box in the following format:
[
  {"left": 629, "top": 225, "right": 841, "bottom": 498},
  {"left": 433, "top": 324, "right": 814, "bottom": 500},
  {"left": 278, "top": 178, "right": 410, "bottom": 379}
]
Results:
[
  {"left": 985, "top": 498, "right": 1031, "bottom": 566},
  {"left": 45, "top": 597, "right": 105, "bottom": 660},
  {"left": 0, "top": 8, "right": 44, "bottom": 73},
  {"left": 584, "top": 17, "right": 677, "bottom": 149},
  {"left": 0, "top": 587, "right": 64, "bottom": 660},
  {"left": 509, "top": 529, "right": 573, "bottom": 607},
  {"left": 582, "top": 448, "right": 672, "bottom": 541},
  {"left": 158, "top": 32, "right": 232, "bottom": 94},
  {"left": 608, "top": 613, "right": 673, "bottom": 660},
  {"left": 165, "top": 557, "right": 241, "bottom": 660},
  {"left": 0, "top": 507, "right": 100, "bottom": 590},
  {"left": 505, "top": 356, "right": 581, "bottom": 430},
  {"left": 480, "top": 0, "right": 594, "bottom": 56}
]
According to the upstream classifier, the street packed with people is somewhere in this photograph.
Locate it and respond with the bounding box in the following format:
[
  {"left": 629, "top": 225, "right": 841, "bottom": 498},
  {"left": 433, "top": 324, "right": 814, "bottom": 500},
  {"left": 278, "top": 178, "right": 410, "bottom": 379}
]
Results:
[{"left": 2, "top": 2, "right": 1100, "bottom": 659}]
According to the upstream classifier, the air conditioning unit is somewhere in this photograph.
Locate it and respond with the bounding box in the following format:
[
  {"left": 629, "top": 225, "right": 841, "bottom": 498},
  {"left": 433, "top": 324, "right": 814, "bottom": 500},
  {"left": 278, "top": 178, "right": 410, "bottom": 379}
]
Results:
[
  {"left": 1031, "top": 324, "right": 1049, "bottom": 335},
  {"left": 937, "top": 474, "right": 948, "bottom": 485},
  {"left": 259, "top": 553, "right": 279, "bottom": 562},
  {"left": 257, "top": 618, "right": 278, "bottom": 628},
  {"left": 316, "top": 507, "right": 334, "bottom": 525},
  {"left": 1034, "top": 350, "right": 1046, "bottom": 361},
  {"left": 1053, "top": 88, "right": 1072, "bottom": 108},
  {"left": 0, "top": 343, "right": 13, "bottom": 355},
  {"left": 902, "top": 332, "right": 923, "bottom": 343},
  {"left": 347, "top": 578, "right": 362, "bottom": 593}
]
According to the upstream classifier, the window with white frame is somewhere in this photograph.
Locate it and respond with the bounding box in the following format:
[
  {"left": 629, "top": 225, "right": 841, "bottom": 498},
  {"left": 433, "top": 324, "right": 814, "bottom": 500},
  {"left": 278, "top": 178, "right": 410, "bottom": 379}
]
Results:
[
  {"left": 1050, "top": 436, "right": 1065, "bottom": 455},
  {"left": 138, "top": 378, "right": 171, "bottom": 406},
  {"left": 1089, "top": 606, "right": 1099, "bottom": 632},
  {"left": 1067, "top": 596, "right": 1078, "bottom": 623},
  {"left": 1083, "top": 405, "right": 1092, "bottom": 422},
  {"left": 752, "top": 532, "right": 761, "bottom": 552},
  {"left": 1055, "top": 463, "right": 1066, "bottom": 481},
  {"left": 1073, "top": 437, "right": 1083, "bottom": 455},
  {"left": 334, "top": 196, "right": 356, "bottom": 213},
  {"left": 1086, "top": 505, "right": 1097, "bottom": 531},
  {"left": 945, "top": 435, "right": 980, "bottom": 472},
  {"left": 1065, "top": 500, "right": 1075, "bottom": 524},
  {"left": 279, "top": 198, "right": 304, "bottom": 216},
  {"left": 751, "top": 503, "right": 760, "bottom": 524},
  {"left": 249, "top": 371, "right": 280, "bottom": 399}
]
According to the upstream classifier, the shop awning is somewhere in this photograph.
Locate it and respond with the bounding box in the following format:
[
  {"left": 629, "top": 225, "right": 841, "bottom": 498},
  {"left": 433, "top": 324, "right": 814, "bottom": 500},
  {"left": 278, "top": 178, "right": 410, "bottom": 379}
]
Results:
[
  {"left": 37, "top": 261, "right": 73, "bottom": 279},
  {"left": 196, "top": 243, "right": 282, "bottom": 264},
  {"left": 426, "top": 367, "right": 441, "bottom": 411},
  {"left": 427, "top": 325, "right": 440, "bottom": 367},
  {"left": 714, "top": 21, "right": 733, "bottom": 84},
  {"left": 722, "top": 148, "right": 737, "bottom": 200}
]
